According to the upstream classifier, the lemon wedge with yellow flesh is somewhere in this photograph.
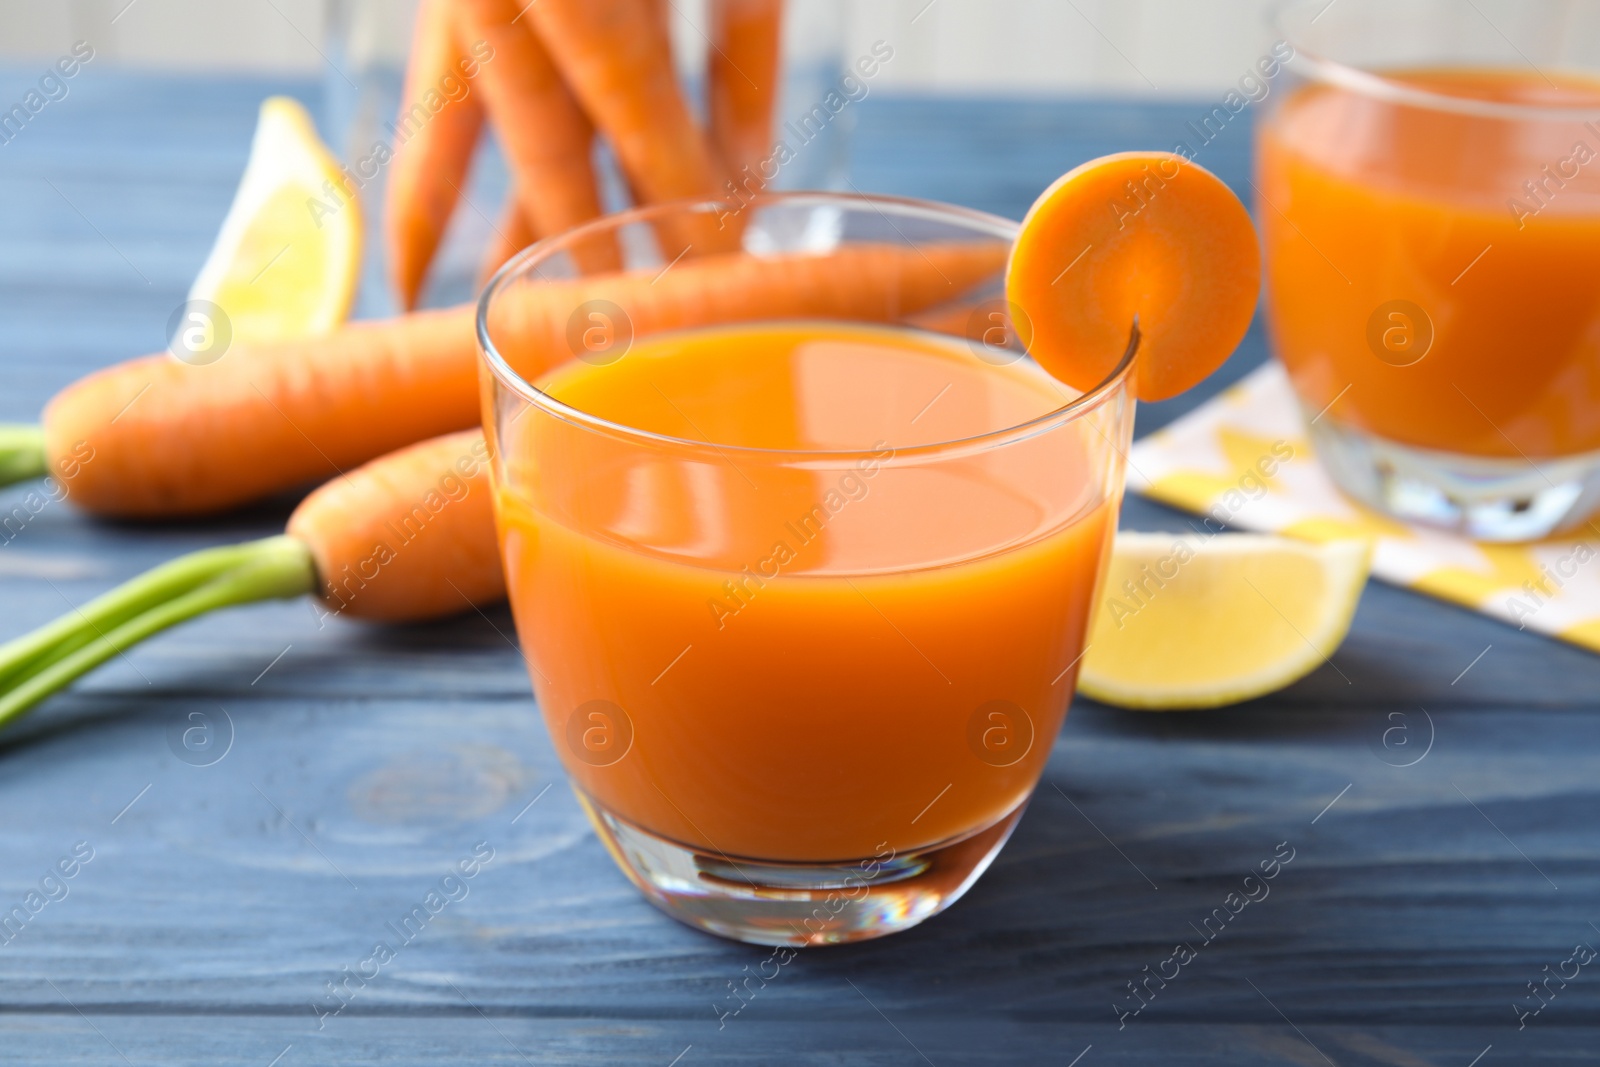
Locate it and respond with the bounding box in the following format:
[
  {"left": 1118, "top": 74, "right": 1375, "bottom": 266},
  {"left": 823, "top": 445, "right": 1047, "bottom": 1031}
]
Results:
[
  {"left": 1078, "top": 533, "right": 1371, "bottom": 710},
  {"left": 187, "top": 96, "right": 360, "bottom": 344}
]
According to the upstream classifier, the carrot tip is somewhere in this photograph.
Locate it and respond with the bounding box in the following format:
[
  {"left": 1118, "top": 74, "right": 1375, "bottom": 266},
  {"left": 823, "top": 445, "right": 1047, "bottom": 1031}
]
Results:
[{"left": 0, "top": 424, "right": 46, "bottom": 489}]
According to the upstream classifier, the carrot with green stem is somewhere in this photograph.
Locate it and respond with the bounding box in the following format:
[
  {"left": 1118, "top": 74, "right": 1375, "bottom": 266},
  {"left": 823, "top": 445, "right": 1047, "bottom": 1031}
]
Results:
[
  {"left": 0, "top": 225, "right": 1020, "bottom": 725},
  {"left": 0, "top": 429, "right": 504, "bottom": 730},
  {"left": 709, "top": 0, "right": 785, "bottom": 188},
  {"left": 455, "top": 0, "right": 617, "bottom": 273},
  {"left": 0, "top": 239, "right": 1011, "bottom": 727},
  {"left": 386, "top": 0, "right": 490, "bottom": 310},
  {"left": 0, "top": 238, "right": 1008, "bottom": 518}
]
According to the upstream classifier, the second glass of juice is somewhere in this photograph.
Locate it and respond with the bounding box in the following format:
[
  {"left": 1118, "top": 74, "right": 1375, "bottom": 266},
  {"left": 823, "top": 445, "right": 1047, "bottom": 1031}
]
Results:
[
  {"left": 477, "top": 194, "right": 1134, "bottom": 946},
  {"left": 1259, "top": 0, "right": 1600, "bottom": 540}
]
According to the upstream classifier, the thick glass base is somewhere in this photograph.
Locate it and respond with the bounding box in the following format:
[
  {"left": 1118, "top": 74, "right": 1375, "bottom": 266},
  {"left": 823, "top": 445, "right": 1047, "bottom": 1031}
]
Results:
[
  {"left": 576, "top": 789, "right": 1025, "bottom": 946},
  {"left": 1308, "top": 415, "right": 1600, "bottom": 542}
]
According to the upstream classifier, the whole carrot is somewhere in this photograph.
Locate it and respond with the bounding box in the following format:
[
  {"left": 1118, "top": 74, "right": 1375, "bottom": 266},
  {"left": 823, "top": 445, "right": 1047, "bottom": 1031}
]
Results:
[
  {"left": 40, "top": 304, "right": 481, "bottom": 517},
  {"left": 385, "top": 0, "right": 491, "bottom": 310},
  {"left": 1, "top": 240, "right": 1007, "bottom": 518},
  {"left": 454, "top": 0, "right": 618, "bottom": 273},
  {"left": 709, "top": 0, "right": 785, "bottom": 188},
  {"left": 485, "top": 241, "right": 1010, "bottom": 385},
  {"left": 525, "top": 0, "right": 722, "bottom": 231},
  {"left": 0, "top": 430, "right": 504, "bottom": 730}
]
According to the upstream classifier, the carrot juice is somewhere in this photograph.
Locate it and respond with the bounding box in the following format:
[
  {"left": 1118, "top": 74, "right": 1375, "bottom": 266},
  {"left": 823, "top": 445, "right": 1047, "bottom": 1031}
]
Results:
[
  {"left": 491, "top": 321, "right": 1121, "bottom": 863},
  {"left": 1258, "top": 69, "right": 1600, "bottom": 459}
]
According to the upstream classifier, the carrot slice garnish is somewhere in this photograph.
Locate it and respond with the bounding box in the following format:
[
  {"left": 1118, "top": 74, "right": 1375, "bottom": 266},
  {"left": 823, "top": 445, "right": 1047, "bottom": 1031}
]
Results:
[{"left": 1007, "top": 152, "right": 1260, "bottom": 402}]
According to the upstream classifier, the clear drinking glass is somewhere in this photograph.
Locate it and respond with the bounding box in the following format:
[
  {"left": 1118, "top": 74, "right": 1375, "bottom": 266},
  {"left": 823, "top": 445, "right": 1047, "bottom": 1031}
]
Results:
[
  {"left": 477, "top": 194, "right": 1135, "bottom": 945},
  {"left": 1259, "top": 0, "right": 1600, "bottom": 540}
]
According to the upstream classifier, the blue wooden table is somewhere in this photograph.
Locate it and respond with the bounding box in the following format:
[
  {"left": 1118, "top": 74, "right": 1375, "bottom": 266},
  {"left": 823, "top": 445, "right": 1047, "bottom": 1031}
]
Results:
[{"left": 3, "top": 67, "right": 1600, "bottom": 1066}]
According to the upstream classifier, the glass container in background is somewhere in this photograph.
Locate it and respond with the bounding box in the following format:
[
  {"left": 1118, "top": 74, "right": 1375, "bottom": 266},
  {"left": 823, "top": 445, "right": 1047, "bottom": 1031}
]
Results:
[
  {"left": 322, "top": 0, "right": 849, "bottom": 316},
  {"left": 322, "top": 0, "right": 416, "bottom": 319},
  {"left": 1258, "top": 0, "right": 1600, "bottom": 541}
]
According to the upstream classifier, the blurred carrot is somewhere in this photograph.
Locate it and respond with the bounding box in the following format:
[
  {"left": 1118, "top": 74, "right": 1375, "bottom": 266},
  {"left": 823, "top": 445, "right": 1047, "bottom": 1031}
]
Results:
[
  {"left": 455, "top": 0, "right": 617, "bottom": 272},
  {"left": 525, "top": 0, "right": 725, "bottom": 252},
  {"left": 386, "top": 0, "right": 488, "bottom": 310},
  {"left": 709, "top": 0, "right": 784, "bottom": 188},
  {"left": 4, "top": 241, "right": 1006, "bottom": 518},
  {"left": 485, "top": 241, "right": 1010, "bottom": 385},
  {"left": 0, "top": 430, "right": 505, "bottom": 731}
]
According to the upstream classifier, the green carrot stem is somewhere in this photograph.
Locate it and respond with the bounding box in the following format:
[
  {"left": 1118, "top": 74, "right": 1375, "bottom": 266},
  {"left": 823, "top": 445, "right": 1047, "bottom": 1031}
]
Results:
[
  {"left": 0, "top": 539, "right": 280, "bottom": 688},
  {"left": 0, "top": 535, "right": 316, "bottom": 730},
  {"left": 0, "top": 425, "right": 47, "bottom": 488}
]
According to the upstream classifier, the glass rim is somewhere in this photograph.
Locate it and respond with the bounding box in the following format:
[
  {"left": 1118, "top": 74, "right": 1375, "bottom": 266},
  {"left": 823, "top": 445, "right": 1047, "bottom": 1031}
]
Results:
[
  {"left": 476, "top": 191, "right": 1139, "bottom": 465},
  {"left": 1274, "top": 0, "right": 1600, "bottom": 122}
]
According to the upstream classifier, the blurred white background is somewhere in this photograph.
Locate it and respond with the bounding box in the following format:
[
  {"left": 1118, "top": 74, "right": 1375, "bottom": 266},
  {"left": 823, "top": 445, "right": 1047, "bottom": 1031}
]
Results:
[{"left": 0, "top": 0, "right": 1287, "bottom": 95}]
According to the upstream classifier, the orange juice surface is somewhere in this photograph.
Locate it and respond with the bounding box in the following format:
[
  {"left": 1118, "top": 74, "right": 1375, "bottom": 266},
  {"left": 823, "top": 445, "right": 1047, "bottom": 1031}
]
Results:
[
  {"left": 494, "top": 321, "right": 1120, "bottom": 862},
  {"left": 1258, "top": 69, "right": 1600, "bottom": 458}
]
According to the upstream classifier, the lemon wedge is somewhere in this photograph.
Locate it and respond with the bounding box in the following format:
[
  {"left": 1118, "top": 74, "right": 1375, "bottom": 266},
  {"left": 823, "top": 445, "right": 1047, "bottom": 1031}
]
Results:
[
  {"left": 1078, "top": 532, "right": 1370, "bottom": 710},
  {"left": 187, "top": 96, "right": 360, "bottom": 345}
]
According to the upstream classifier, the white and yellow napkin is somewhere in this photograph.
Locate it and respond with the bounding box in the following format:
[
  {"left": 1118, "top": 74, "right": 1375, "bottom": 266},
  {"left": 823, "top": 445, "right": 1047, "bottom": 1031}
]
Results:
[{"left": 1129, "top": 362, "right": 1600, "bottom": 653}]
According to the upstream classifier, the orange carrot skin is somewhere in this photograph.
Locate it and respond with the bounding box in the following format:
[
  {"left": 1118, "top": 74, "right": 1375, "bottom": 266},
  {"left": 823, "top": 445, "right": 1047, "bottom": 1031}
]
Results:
[
  {"left": 454, "top": 0, "right": 616, "bottom": 272},
  {"left": 43, "top": 305, "right": 480, "bottom": 518},
  {"left": 709, "top": 0, "right": 785, "bottom": 186},
  {"left": 287, "top": 429, "right": 503, "bottom": 622},
  {"left": 485, "top": 241, "right": 1009, "bottom": 382},
  {"left": 386, "top": 0, "right": 489, "bottom": 310},
  {"left": 1008, "top": 153, "right": 1259, "bottom": 401},
  {"left": 526, "top": 0, "right": 720, "bottom": 212},
  {"left": 44, "top": 242, "right": 1006, "bottom": 518}
]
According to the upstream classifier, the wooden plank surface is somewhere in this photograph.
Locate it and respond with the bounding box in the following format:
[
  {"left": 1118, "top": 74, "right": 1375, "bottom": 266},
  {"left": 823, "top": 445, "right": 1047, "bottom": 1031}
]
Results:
[{"left": 2, "top": 68, "right": 1600, "bottom": 1066}]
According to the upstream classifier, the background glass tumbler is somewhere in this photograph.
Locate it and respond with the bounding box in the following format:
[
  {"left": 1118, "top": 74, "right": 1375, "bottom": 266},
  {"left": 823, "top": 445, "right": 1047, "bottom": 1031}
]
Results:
[
  {"left": 477, "top": 194, "right": 1135, "bottom": 945},
  {"left": 1259, "top": 0, "right": 1600, "bottom": 541}
]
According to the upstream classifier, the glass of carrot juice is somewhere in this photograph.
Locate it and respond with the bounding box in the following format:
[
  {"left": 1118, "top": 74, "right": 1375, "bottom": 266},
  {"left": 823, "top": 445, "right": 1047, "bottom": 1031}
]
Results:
[
  {"left": 476, "top": 194, "right": 1136, "bottom": 946},
  {"left": 1258, "top": 0, "right": 1600, "bottom": 540}
]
